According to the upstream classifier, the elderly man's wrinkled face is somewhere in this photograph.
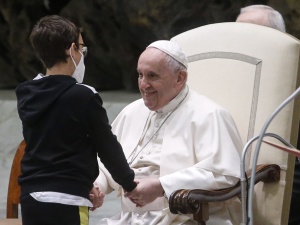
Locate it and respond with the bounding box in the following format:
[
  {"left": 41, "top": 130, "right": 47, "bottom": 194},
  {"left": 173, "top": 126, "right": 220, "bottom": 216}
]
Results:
[{"left": 137, "top": 48, "right": 184, "bottom": 111}]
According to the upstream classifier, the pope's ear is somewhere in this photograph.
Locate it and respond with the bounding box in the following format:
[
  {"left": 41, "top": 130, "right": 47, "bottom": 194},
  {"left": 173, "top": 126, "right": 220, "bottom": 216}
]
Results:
[{"left": 176, "top": 70, "right": 187, "bottom": 85}]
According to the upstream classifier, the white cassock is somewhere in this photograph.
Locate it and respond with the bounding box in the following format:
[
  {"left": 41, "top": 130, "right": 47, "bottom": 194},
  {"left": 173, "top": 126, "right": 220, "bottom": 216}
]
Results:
[{"left": 95, "top": 85, "right": 243, "bottom": 225}]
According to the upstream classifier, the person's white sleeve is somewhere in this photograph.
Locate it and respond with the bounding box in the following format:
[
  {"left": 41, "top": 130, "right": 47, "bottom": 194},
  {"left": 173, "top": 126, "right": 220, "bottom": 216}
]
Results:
[
  {"left": 159, "top": 107, "right": 242, "bottom": 198},
  {"left": 94, "top": 158, "right": 120, "bottom": 194},
  {"left": 159, "top": 169, "right": 239, "bottom": 198}
]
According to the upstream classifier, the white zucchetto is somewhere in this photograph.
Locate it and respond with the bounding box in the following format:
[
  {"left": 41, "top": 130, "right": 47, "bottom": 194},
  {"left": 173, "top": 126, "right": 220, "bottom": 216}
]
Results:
[{"left": 147, "top": 40, "right": 188, "bottom": 69}]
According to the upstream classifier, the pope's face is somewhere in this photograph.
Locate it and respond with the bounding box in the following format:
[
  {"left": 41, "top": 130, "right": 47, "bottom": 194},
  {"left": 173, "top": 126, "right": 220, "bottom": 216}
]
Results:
[{"left": 137, "top": 48, "right": 183, "bottom": 111}]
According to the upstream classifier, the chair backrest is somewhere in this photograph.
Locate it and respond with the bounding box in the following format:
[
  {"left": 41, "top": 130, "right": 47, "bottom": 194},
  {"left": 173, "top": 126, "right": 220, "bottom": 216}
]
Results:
[
  {"left": 171, "top": 22, "right": 300, "bottom": 225},
  {"left": 7, "top": 140, "right": 25, "bottom": 218}
]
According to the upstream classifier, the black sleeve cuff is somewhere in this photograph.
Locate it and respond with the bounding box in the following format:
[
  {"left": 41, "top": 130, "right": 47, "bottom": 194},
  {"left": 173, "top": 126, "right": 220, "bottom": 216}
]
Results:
[{"left": 122, "top": 181, "right": 137, "bottom": 192}]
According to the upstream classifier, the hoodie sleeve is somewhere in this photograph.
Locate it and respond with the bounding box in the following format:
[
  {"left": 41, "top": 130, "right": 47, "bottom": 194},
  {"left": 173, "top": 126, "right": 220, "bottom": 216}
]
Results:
[{"left": 86, "top": 93, "right": 136, "bottom": 192}]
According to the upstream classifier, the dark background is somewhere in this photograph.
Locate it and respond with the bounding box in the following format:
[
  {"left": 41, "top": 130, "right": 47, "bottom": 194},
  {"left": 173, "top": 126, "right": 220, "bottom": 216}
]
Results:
[{"left": 0, "top": 0, "right": 299, "bottom": 91}]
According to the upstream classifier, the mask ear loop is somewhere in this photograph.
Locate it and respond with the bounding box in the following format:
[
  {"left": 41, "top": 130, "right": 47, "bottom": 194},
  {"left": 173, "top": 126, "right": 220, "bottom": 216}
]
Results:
[
  {"left": 69, "top": 43, "right": 83, "bottom": 68},
  {"left": 69, "top": 46, "right": 77, "bottom": 66}
]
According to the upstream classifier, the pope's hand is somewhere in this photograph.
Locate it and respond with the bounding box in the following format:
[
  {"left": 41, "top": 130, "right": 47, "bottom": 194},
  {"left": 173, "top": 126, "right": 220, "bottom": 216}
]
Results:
[{"left": 124, "top": 178, "right": 164, "bottom": 207}]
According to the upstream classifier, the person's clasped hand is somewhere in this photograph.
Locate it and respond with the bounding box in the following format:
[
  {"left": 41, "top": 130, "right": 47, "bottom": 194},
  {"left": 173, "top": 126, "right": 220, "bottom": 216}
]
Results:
[
  {"left": 124, "top": 178, "right": 164, "bottom": 207},
  {"left": 89, "top": 186, "right": 105, "bottom": 211}
]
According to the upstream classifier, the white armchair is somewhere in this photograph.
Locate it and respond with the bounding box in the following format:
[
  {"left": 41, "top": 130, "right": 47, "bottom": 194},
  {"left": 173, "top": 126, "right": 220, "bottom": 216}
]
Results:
[{"left": 169, "top": 22, "right": 300, "bottom": 225}]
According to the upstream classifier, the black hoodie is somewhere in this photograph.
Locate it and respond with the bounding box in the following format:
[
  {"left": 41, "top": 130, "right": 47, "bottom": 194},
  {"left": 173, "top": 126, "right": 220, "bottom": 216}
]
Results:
[{"left": 16, "top": 74, "right": 136, "bottom": 199}]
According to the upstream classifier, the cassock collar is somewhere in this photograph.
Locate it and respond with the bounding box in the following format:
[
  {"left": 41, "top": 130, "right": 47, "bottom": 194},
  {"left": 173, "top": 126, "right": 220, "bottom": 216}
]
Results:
[{"left": 156, "top": 85, "right": 189, "bottom": 114}]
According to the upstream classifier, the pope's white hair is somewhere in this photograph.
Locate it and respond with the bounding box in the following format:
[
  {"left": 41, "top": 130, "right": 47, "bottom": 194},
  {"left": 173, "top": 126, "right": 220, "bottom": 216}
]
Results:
[
  {"left": 165, "top": 54, "right": 187, "bottom": 73},
  {"left": 239, "top": 5, "right": 286, "bottom": 32}
]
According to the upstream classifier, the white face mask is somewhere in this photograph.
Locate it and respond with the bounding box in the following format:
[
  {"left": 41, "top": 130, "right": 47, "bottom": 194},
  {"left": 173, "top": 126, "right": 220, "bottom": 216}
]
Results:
[{"left": 70, "top": 47, "right": 85, "bottom": 83}]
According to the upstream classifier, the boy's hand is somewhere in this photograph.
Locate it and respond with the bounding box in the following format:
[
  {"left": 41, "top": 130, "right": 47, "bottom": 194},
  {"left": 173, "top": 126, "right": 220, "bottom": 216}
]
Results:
[{"left": 89, "top": 186, "right": 105, "bottom": 211}]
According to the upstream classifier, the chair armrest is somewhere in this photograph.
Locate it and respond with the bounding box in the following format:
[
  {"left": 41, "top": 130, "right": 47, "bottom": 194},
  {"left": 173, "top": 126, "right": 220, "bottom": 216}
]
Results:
[{"left": 169, "top": 164, "right": 280, "bottom": 217}]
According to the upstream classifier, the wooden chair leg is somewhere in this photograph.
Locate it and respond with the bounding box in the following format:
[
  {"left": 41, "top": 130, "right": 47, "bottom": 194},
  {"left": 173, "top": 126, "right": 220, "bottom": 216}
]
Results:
[
  {"left": 193, "top": 202, "right": 209, "bottom": 225},
  {"left": 6, "top": 203, "right": 18, "bottom": 218}
]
